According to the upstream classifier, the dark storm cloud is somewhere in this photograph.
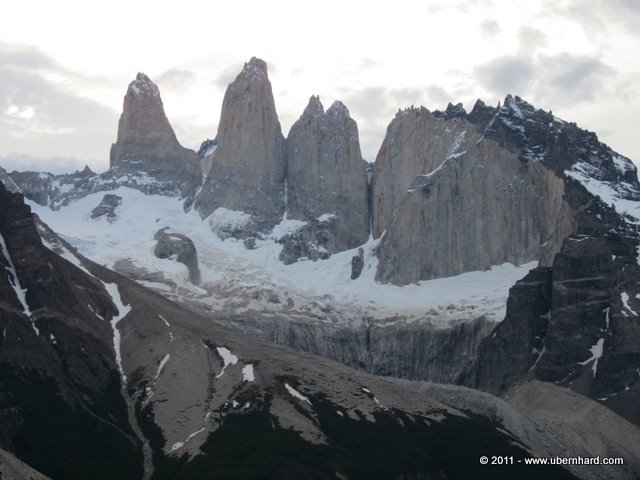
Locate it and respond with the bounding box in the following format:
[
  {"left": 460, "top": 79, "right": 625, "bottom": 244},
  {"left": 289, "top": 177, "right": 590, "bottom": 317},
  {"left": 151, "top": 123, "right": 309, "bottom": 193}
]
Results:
[
  {"left": 155, "top": 68, "right": 196, "bottom": 91},
  {"left": 474, "top": 56, "right": 535, "bottom": 95}
]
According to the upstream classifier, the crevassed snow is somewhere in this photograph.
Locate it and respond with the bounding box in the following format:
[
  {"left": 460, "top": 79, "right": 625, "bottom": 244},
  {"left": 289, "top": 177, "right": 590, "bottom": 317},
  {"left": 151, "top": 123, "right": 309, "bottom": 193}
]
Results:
[
  {"left": 209, "top": 207, "right": 252, "bottom": 232},
  {"left": 102, "top": 282, "right": 132, "bottom": 382},
  {"left": 285, "top": 383, "right": 311, "bottom": 404},
  {"left": 216, "top": 347, "right": 238, "bottom": 378},
  {"left": 29, "top": 186, "right": 536, "bottom": 324},
  {"left": 242, "top": 364, "right": 255, "bottom": 382},
  {"left": 0, "top": 232, "right": 37, "bottom": 334}
]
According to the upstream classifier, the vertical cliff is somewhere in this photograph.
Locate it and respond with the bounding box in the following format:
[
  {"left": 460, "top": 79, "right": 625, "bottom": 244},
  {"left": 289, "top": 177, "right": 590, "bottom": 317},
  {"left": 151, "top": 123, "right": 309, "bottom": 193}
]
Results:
[
  {"left": 194, "top": 58, "right": 287, "bottom": 234},
  {"left": 285, "top": 96, "right": 369, "bottom": 255},
  {"left": 110, "top": 73, "right": 201, "bottom": 197},
  {"left": 373, "top": 105, "right": 571, "bottom": 285}
]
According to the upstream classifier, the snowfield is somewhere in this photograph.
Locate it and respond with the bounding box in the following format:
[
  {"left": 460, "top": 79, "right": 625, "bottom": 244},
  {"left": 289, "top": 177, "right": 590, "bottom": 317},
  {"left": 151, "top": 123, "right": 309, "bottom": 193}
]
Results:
[{"left": 29, "top": 187, "right": 536, "bottom": 324}]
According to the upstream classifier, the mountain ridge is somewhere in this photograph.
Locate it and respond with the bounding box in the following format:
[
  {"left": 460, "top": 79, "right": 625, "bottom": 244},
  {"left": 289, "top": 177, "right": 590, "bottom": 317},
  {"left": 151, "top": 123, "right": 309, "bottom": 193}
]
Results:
[{"left": 1, "top": 58, "right": 640, "bottom": 479}]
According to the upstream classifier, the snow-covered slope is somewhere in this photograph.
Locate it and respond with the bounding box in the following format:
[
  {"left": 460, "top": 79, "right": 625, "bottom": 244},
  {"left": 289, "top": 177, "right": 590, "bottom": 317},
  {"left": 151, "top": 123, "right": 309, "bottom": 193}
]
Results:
[{"left": 29, "top": 186, "right": 534, "bottom": 326}]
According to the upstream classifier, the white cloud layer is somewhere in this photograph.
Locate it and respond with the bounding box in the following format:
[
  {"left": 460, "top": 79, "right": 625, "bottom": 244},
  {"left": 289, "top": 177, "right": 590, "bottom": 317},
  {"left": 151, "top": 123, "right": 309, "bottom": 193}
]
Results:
[{"left": 0, "top": 0, "right": 639, "bottom": 172}]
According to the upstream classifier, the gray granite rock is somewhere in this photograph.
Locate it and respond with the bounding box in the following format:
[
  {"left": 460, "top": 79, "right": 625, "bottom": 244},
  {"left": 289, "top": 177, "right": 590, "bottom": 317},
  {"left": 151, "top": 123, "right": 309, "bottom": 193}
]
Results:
[
  {"left": 194, "top": 58, "right": 286, "bottom": 234},
  {"left": 90, "top": 194, "right": 122, "bottom": 223},
  {"left": 110, "top": 73, "right": 202, "bottom": 198},
  {"left": 286, "top": 97, "right": 369, "bottom": 256},
  {"left": 153, "top": 230, "right": 201, "bottom": 284}
]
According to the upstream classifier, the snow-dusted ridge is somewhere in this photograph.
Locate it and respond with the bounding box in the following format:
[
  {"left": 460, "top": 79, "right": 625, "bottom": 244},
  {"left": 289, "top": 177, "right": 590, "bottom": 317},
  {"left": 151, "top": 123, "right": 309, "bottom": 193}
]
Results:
[{"left": 565, "top": 161, "right": 640, "bottom": 223}]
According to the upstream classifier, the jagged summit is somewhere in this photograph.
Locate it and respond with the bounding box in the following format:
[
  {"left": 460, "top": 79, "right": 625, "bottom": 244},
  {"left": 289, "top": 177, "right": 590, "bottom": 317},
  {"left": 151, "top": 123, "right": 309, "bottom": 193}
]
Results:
[
  {"left": 127, "top": 72, "right": 160, "bottom": 97},
  {"left": 327, "top": 99, "right": 350, "bottom": 118},
  {"left": 240, "top": 56, "right": 268, "bottom": 79},
  {"left": 283, "top": 95, "right": 369, "bottom": 262},
  {"left": 110, "top": 72, "right": 201, "bottom": 197},
  {"left": 193, "top": 57, "right": 286, "bottom": 233},
  {"left": 302, "top": 95, "right": 324, "bottom": 116}
]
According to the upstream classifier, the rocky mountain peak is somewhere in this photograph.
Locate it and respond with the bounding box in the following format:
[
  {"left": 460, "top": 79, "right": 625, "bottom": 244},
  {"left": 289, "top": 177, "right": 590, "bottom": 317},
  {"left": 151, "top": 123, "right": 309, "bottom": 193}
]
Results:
[
  {"left": 127, "top": 72, "right": 160, "bottom": 98},
  {"left": 241, "top": 56, "right": 268, "bottom": 79},
  {"left": 109, "top": 72, "right": 201, "bottom": 197},
  {"left": 302, "top": 95, "right": 324, "bottom": 117},
  {"left": 193, "top": 57, "right": 286, "bottom": 233},
  {"left": 284, "top": 96, "right": 369, "bottom": 262},
  {"left": 327, "top": 100, "right": 349, "bottom": 119}
]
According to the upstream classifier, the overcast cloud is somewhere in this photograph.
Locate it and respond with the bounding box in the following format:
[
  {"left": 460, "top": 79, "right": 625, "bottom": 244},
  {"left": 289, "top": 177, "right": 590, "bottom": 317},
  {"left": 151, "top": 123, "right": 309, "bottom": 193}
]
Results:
[
  {"left": 1, "top": 0, "right": 639, "bottom": 171},
  {"left": 0, "top": 41, "right": 118, "bottom": 172}
]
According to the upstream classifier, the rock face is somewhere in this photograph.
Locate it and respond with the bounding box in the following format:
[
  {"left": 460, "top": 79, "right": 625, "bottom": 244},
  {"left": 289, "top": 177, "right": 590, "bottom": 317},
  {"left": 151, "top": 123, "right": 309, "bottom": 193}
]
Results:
[
  {"left": 6, "top": 75, "right": 203, "bottom": 206},
  {"left": 90, "top": 194, "right": 122, "bottom": 222},
  {"left": 153, "top": 228, "right": 200, "bottom": 284},
  {"left": 373, "top": 106, "right": 571, "bottom": 285},
  {"left": 194, "top": 58, "right": 286, "bottom": 233},
  {"left": 0, "top": 183, "right": 143, "bottom": 479},
  {"left": 351, "top": 247, "right": 364, "bottom": 279},
  {"left": 462, "top": 191, "right": 640, "bottom": 424},
  {"left": 285, "top": 97, "right": 369, "bottom": 259},
  {"left": 371, "top": 106, "right": 460, "bottom": 238},
  {"left": 278, "top": 217, "right": 334, "bottom": 265},
  {"left": 197, "top": 138, "right": 217, "bottom": 178},
  {"left": 2, "top": 182, "right": 587, "bottom": 480},
  {"left": 110, "top": 73, "right": 201, "bottom": 197},
  {"left": 0, "top": 167, "right": 20, "bottom": 193}
]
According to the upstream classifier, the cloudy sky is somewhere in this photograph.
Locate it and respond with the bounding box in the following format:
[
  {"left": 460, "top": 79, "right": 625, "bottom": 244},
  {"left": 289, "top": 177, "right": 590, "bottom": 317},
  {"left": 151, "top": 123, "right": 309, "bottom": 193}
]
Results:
[{"left": 1, "top": 0, "right": 639, "bottom": 173}]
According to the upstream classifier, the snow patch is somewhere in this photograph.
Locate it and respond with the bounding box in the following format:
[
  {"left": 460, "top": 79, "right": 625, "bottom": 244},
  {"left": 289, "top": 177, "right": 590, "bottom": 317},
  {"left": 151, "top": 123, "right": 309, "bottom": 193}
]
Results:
[
  {"left": 154, "top": 353, "right": 170, "bottom": 380},
  {"left": 578, "top": 338, "right": 605, "bottom": 377},
  {"left": 216, "top": 347, "right": 238, "bottom": 378},
  {"left": 621, "top": 293, "right": 638, "bottom": 316},
  {"left": 208, "top": 207, "right": 252, "bottom": 232},
  {"left": 102, "top": 282, "right": 132, "bottom": 382},
  {"left": 29, "top": 186, "right": 534, "bottom": 324},
  {"left": 242, "top": 364, "right": 255, "bottom": 382},
  {"left": 612, "top": 155, "right": 634, "bottom": 174},
  {"left": 269, "top": 217, "right": 307, "bottom": 240},
  {"left": 158, "top": 314, "right": 174, "bottom": 342},
  {"left": 285, "top": 383, "right": 311, "bottom": 404},
  {"left": 317, "top": 213, "right": 337, "bottom": 222},
  {"left": 565, "top": 162, "right": 640, "bottom": 222},
  {"left": 158, "top": 314, "right": 170, "bottom": 328},
  {"left": 0, "top": 232, "right": 37, "bottom": 334}
]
